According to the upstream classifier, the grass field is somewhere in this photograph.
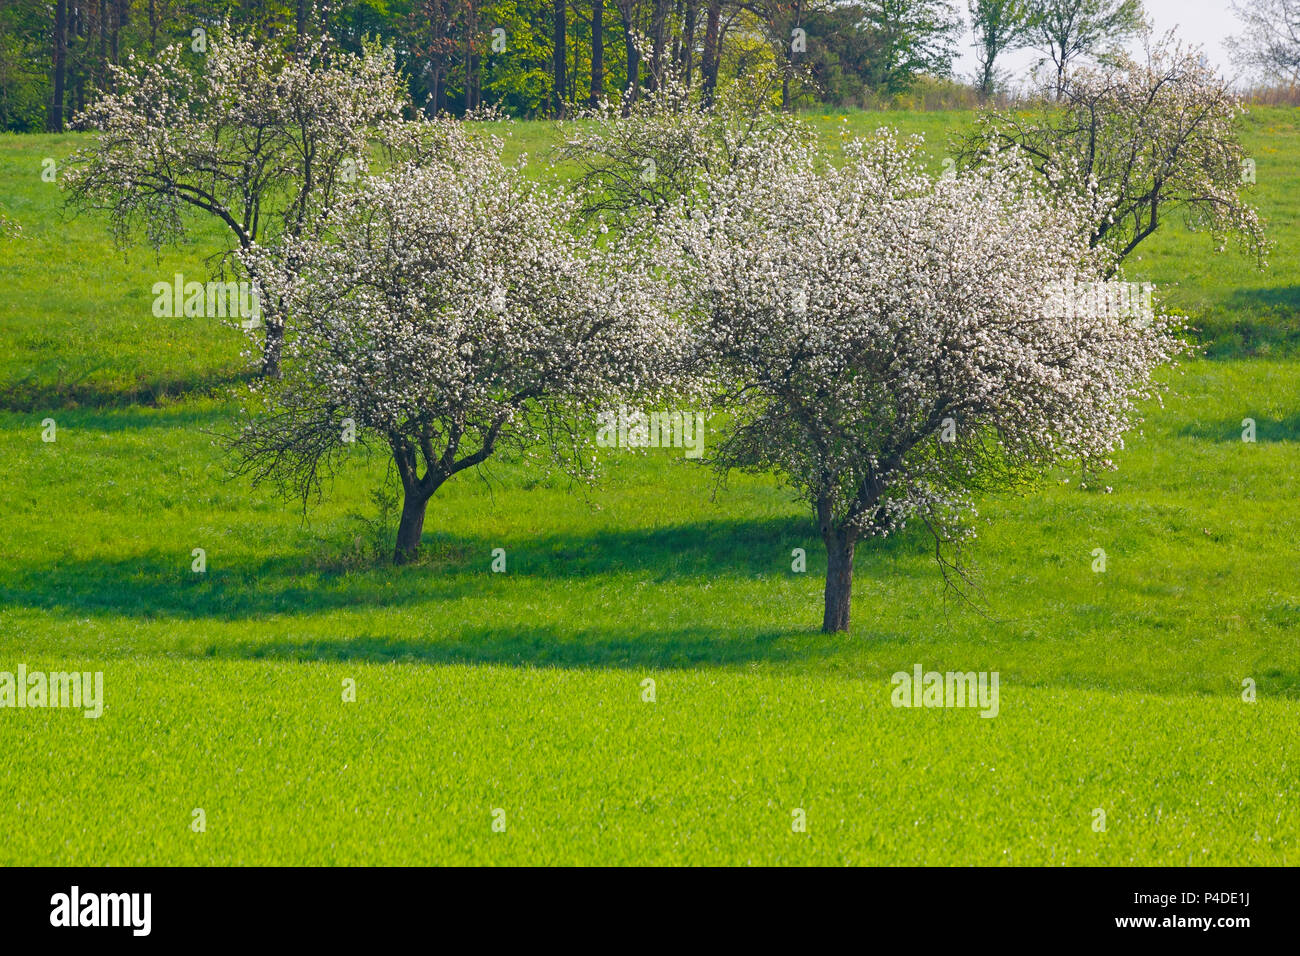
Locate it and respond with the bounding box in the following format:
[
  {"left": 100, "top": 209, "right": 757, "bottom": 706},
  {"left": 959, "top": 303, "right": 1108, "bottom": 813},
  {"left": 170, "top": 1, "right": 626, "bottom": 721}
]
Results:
[{"left": 0, "top": 108, "right": 1296, "bottom": 865}]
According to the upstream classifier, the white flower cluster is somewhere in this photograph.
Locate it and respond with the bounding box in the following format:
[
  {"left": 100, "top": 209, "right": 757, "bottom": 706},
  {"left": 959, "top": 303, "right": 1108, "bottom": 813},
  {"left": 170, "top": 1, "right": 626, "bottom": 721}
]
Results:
[
  {"left": 236, "top": 127, "right": 687, "bottom": 551},
  {"left": 64, "top": 28, "right": 407, "bottom": 252},
  {"left": 652, "top": 127, "right": 1185, "bottom": 552},
  {"left": 968, "top": 34, "right": 1269, "bottom": 269},
  {"left": 227, "top": 95, "right": 1183, "bottom": 601},
  {"left": 556, "top": 72, "right": 813, "bottom": 227}
]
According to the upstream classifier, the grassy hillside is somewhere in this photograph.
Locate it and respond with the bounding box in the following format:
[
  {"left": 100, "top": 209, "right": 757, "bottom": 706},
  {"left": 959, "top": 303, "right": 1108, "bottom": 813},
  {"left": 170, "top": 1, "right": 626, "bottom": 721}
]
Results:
[
  {"left": 0, "top": 108, "right": 1296, "bottom": 865},
  {"left": 2, "top": 106, "right": 1297, "bottom": 408}
]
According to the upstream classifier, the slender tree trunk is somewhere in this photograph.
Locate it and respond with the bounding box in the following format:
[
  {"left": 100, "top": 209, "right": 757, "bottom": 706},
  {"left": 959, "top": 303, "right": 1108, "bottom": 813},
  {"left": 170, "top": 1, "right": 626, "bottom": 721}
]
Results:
[
  {"left": 671, "top": 0, "right": 683, "bottom": 70},
  {"left": 782, "top": 1, "right": 803, "bottom": 112},
  {"left": 590, "top": 0, "right": 604, "bottom": 105},
  {"left": 620, "top": 2, "right": 639, "bottom": 111},
  {"left": 700, "top": 0, "right": 720, "bottom": 106},
  {"left": 72, "top": 1, "right": 85, "bottom": 117},
  {"left": 648, "top": 0, "right": 668, "bottom": 91},
  {"left": 821, "top": 528, "right": 855, "bottom": 633},
  {"left": 552, "top": 0, "right": 567, "bottom": 115},
  {"left": 111, "top": 0, "right": 123, "bottom": 68},
  {"left": 97, "top": 0, "right": 107, "bottom": 93},
  {"left": 50, "top": 0, "right": 68, "bottom": 131},
  {"left": 682, "top": 0, "right": 696, "bottom": 85},
  {"left": 465, "top": 0, "right": 477, "bottom": 110}
]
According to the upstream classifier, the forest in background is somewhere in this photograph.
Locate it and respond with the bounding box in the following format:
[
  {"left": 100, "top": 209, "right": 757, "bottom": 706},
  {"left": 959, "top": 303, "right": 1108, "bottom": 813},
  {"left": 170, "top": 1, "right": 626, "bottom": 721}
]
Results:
[{"left": 1, "top": 0, "right": 1055, "bottom": 131}]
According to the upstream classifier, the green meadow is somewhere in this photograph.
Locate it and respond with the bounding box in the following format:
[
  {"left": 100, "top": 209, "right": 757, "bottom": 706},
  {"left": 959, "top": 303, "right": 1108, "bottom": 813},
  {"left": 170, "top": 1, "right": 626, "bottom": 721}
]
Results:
[{"left": 0, "top": 109, "right": 1296, "bottom": 865}]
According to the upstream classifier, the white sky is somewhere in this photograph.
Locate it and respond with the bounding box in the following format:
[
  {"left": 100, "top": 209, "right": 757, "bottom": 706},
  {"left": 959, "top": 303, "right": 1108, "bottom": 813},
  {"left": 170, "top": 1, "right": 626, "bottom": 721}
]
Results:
[{"left": 953, "top": 0, "right": 1247, "bottom": 88}]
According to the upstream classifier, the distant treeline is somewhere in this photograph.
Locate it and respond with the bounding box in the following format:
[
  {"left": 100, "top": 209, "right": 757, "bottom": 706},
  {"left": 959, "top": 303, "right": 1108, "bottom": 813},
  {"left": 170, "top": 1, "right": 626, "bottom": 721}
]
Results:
[{"left": 0, "top": 0, "right": 993, "bottom": 131}]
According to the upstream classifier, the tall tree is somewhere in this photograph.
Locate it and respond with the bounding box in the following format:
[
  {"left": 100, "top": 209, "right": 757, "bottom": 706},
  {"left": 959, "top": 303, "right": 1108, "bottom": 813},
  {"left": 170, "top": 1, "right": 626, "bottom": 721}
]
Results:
[
  {"left": 1228, "top": 0, "right": 1300, "bottom": 86},
  {"left": 1028, "top": 0, "right": 1146, "bottom": 98},
  {"left": 591, "top": 0, "right": 605, "bottom": 103},
  {"left": 647, "top": 0, "right": 669, "bottom": 91},
  {"left": 552, "top": 0, "right": 567, "bottom": 114},
  {"left": 860, "top": 0, "right": 962, "bottom": 96},
  {"left": 617, "top": 0, "right": 642, "bottom": 107},
  {"left": 700, "top": 0, "right": 722, "bottom": 104},
  {"left": 49, "top": 0, "right": 68, "bottom": 131},
  {"left": 969, "top": 0, "right": 1036, "bottom": 97},
  {"left": 681, "top": 0, "right": 698, "bottom": 83}
]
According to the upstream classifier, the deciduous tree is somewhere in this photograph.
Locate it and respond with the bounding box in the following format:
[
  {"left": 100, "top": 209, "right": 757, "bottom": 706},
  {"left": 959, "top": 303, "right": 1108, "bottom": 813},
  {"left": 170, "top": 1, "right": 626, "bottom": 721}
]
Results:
[
  {"left": 658, "top": 127, "right": 1184, "bottom": 632},
  {"left": 962, "top": 36, "right": 1268, "bottom": 269},
  {"left": 969, "top": 0, "right": 1036, "bottom": 97},
  {"left": 231, "top": 125, "right": 683, "bottom": 563},
  {"left": 1028, "top": 0, "right": 1146, "bottom": 98},
  {"left": 62, "top": 27, "right": 408, "bottom": 377},
  {"left": 1228, "top": 0, "right": 1300, "bottom": 86}
]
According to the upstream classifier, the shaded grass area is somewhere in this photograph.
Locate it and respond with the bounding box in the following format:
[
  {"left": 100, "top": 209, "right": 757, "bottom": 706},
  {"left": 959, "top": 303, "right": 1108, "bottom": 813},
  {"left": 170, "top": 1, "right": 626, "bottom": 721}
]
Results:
[{"left": 0, "top": 359, "right": 1296, "bottom": 700}]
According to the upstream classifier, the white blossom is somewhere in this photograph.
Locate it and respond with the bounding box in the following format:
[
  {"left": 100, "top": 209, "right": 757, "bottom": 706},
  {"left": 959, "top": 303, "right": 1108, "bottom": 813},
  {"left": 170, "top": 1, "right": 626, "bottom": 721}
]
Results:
[{"left": 653, "top": 125, "right": 1186, "bottom": 631}]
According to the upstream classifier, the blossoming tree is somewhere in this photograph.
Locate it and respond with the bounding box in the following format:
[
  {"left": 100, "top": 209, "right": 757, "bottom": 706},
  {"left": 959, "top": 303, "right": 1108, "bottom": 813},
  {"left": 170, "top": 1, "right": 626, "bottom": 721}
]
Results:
[
  {"left": 961, "top": 36, "right": 1268, "bottom": 271},
  {"left": 62, "top": 28, "right": 408, "bottom": 376},
  {"left": 659, "top": 130, "right": 1185, "bottom": 632},
  {"left": 556, "top": 72, "right": 811, "bottom": 227},
  {"left": 231, "top": 130, "right": 680, "bottom": 563}
]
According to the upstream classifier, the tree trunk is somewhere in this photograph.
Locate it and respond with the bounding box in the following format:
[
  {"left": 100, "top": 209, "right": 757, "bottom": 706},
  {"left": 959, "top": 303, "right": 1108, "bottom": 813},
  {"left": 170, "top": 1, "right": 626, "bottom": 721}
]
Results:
[
  {"left": 700, "top": 0, "right": 720, "bottom": 106},
  {"left": 648, "top": 0, "right": 668, "bottom": 91},
  {"left": 590, "top": 0, "right": 604, "bottom": 105},
  {"left": 111, "top": 0, "right": 123, "bottom": 68},
  {"left": 552, "top": 0, "right": 567, "bottom": 116},
  {"left": 261, "top": 321, "right": 283, "bottom": 378},
  {"left": 466, "top": 0, "right": 479, "bottom": 111},
  {"left": 72, "top": 1, "right": 85, "bottom": 117},
  {"left": 394, "top": 489, "right": 430, "bottom": 564},
  {"left": 682, "top": 0, "right": 696, "bottom": 85},
  {"left": 50, "top": 0, "right": 68, "bottom": 131},
  {"left": 821, "top": 529, "right": 855, "bottom": 633},
  {"left": 621, "top": 6, "right": 639, "bottom": 111},
  {"left": 97, "top": 0, "right": 107, "bottom": 93}
]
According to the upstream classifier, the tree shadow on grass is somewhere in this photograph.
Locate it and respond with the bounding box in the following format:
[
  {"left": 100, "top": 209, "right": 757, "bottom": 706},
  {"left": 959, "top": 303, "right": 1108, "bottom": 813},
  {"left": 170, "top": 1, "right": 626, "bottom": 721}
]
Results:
[
  {"left": 0, "top": 517, "right": 935, "bottom": 624},
  {"left": 1197, "top": 288, "right": 1300, "bottom": 358},
  {"left": 188, "top": 623, "right": 840, "bottom": 670},
  {"left": 0, "top": 399, "right": 239, "bottom": 433},
  {"left": 1176, "top": 413, "right": 1300, "bottom": 442},
  {"left": 1, "top": 368, "right": 252, "bottom": 413},
  {"left": 1221, "top": 285, "right": 1300, "bottom": 313}
]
